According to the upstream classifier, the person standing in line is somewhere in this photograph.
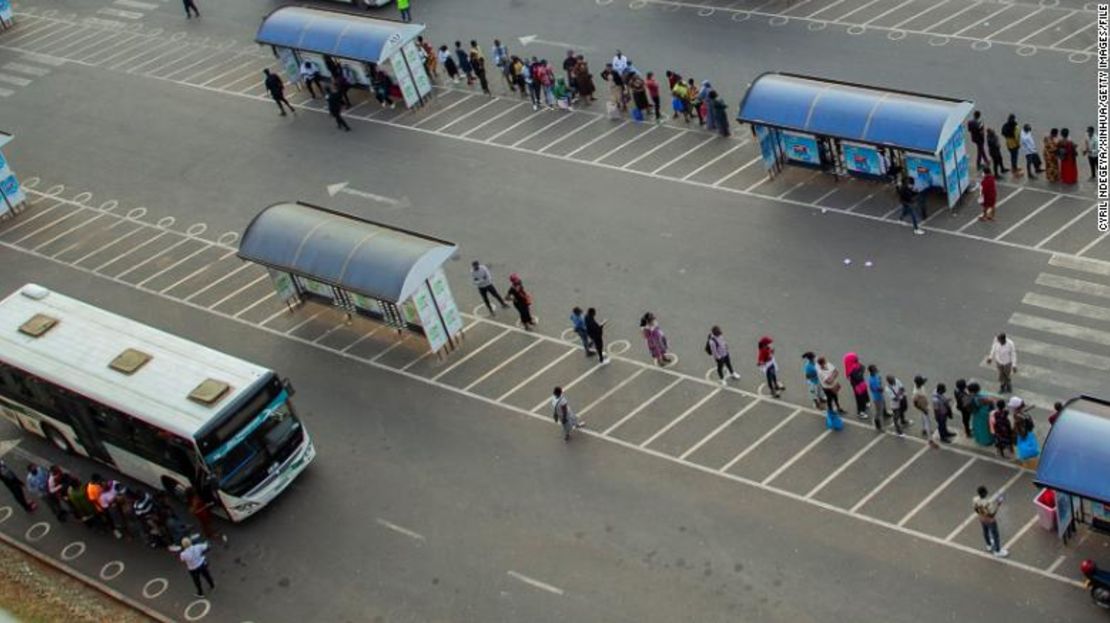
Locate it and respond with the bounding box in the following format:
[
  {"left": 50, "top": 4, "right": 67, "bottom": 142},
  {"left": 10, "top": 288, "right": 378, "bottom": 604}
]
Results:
[
  {"left": 1013, "top": 404, "right": 1040, "bottom": 467},
  {"left": 469, "top": 41, "right": 491, "bottom": 96},
  {"left": 968, "top": 110, "right": 989, "bottom": 171},
  {"left": 645, "top": 72, "right": 661, "bottom": 121},
  {"left": 986, "top": 332, "right": 1017, "bottom": 394},
  {"left": 325, "top": 88, "right": 351, "bottom": 132},
  {"left": 843, "top": 352, "right": 870, "bottom": 419},
  {"left": 990, "top": 400, "right": 1014, "bottom": 459},
  {"left": 931, "top": 383, "right": 957, "bottom": 443},
  {"left": 706, "top": 326, "right": 740, "bottom": 386},
  {"left": 1058, "top": 128, "right": 1079, "bottom": 185},
  {"left": 562, "top": 50, "right": 578, "bottom": 95},
  {"left": 709, "top": 90, "right": 730, "bottom": 137},
  {"left": 492, "top": 40, "right": 512, "bottom": 92},
  {"left": 1043, "top": 128, "right": 1061, "bottom": 182},
  {"left": 611, "top": 50, "right": 629, "bottom": 74},
  {"left": 1020, "top": 123, "right": 1041, "bottom": 179},
  {"left": 1048, "top": 401, "right": 1065, "bottom": 426},
  {"left": 912, "top": 376, "right": 938, "bottom": 448},
  {"left": 973, "top": 485, "right": 1009, "bottom": 558},
  {"left": 570, "top": 307, "right": 593, "bottom": 356},
  {"left": 986, "top": 127, "right": 1008, "bottom": 177},
  {"left": 641, "top": 313, "right": 672, "bottom": 366},
  {"left": 0, "top": 460, "right": 35, "bottom": 513},
  {"left": 671, "top": 78, "right": 690, "bottom": 123},
  {"left": 953, "top": 379, "right": 974, "bottom": 437},
  {"left": 439, "top": 45, "right": 459, "bottom": 84},
  {"left": 686, "top": 78, "right": 704, "bottom": 126},
  {"left": 455, "top": 41, "right": 475, "bottom": 87},
  {"left": 573, "top": 56, "right": 595, "bottom": 105},
  {"left": 263, "top": 69, "right": 295, "bottom": 116},
  {"left": 1084, "top": 125, "right": 1099, "bottom": 180},
  {"left": 47, "top": 465, "right": 70, "bottom": 521},
  {"left": 67, "top": 477, "right": 97, "bottom": 528},
  {"left": 978, "top": 171, "right": 997, "bottom": 222},
  {"left": 183, "top": 0, "right": 200, "bottom": 18},
  {"left": 552, "top": 387, "right": 583, "bottom": 442},
  {"left": 816, "top": 356, "right": 844, "bottom": 415},
  {"left": 417, "top": 36, "right": 436, "bottom": 78},
  {"left": 601, "top": 63, "right": 625, "bottom": 113},
  {"left": 1008, "top": 396, "right": 1034, "bottom": 435},
  {"left": 539, "top": 60, "right": 556, "bottom": 107},
  {"left": 801, "top": 352, "right": 825, "bottom": 409},
  {"left": 629, "top": 72, "right": 650, "bottom": 119},
  {"left": 505, "top": 274, "right": 537, "bottom": 330},
  {"left": 396, "top": 0, "right": 412, "bottom": 23},
  {"left": 585, "top": 308, "right": 609, "bottom": 365},
  {"left": 1001, "top": 114, "right": 1022, "bottom": 178},
  {"left": 898, "top": 177, "right": 925, "bottom": 235},
  {"left": 178, "top": 537, "right": 216, "bottom": 597},
  {"left": 968, "top": 382, "right": 995, "bottom": 447},
  {"left": 525, "top": 58, "right": 542, "bottom": 111},
  {"left": 299, "top": 60, "right": 322, "bottom": 99},
  {"left": 25, "top": 463, "right": 54, "bottom": 517},
  {"left": 884, "top": 374, "right": 908, "bottom": 437},
  {"left": 757, "top": 336, "right": 784, "bottom": 398},
  {"left": 867, "top": 365, "right": 886, "bottom": 431}
]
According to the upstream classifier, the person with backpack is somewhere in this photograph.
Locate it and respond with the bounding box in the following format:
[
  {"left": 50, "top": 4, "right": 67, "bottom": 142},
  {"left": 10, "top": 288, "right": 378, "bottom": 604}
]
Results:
[
  {"left": 1001, "top": 114, "right": 1022, "bottom": 178},
  {"left": 990, "top": 400, "right": 1014, "bottom": 458},
  {"left": 552, "top": 387, "right": 583, "bottom": 442},
  {"left": 816, "top": 356, "right": 844, "bottom": 415},
  {"left": 883, "top": 373, "right": 908, "bottom": 436},
  {"left": 843, "top": 352, "right": 869, "bottom": 419},
  {"left": 505, "top": 273, "right": 537, "bottom": 330},
  {"left": 706, "top": 326, "right": 740, "bottom": 386},
  {"left": 931, "top": 383, "right": 957, "bottom": 444},
  {"left": 968, "top": 110, "right": 989, "bottom": 171},
  {"left": 584, "top": 308, "right": 608, "bottom": 365},
  {"left": 973, "top": 485, "right": 1008, "bottom": 558},
  {"left": 954, "top": 379, "right": 974, "bottom": 436},
  {"left": 912, "top": 375, "right": 938, "bottom": 448}
]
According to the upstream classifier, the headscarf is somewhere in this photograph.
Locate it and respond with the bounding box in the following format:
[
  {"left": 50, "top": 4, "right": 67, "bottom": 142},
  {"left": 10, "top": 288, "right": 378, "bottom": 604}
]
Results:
[{"left": 842, "top": 352, "right": 861, "bottom": 375}]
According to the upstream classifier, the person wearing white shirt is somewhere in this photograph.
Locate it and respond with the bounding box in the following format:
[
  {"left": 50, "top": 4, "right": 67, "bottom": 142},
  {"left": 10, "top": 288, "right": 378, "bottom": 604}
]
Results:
[
  {"left": 611, "top": 50, "right": 629, "bottom": 75},
  {"left": 471, "top": 260, "right": 506, "bottom": 315},
  {"left": 1020, "top": 124, "right": 1042, "bottom": 179},
  {"left": 178, "top": 538, "right": 215, "bottom": 597},
  {"left": 986, "top": 333, "right": 1017, "bottom": 394}
]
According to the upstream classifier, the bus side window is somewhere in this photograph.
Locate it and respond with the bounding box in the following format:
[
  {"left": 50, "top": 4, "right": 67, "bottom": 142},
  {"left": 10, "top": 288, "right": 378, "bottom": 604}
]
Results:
[
  {"left": 131, "top": 420, "right": 195, "bottom": 477},
  {"left": 91, "top": 406, "right": 132, "bottom": 448}
]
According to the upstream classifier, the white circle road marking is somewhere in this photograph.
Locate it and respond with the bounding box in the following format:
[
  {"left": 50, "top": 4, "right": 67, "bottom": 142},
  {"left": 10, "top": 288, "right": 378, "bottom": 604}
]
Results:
[
  {"left": 929, "top": 36, "right": 950, "bottom": 46},
  {"left": 732, "top": 11, "right": 751, "bottom": 21},
  {"left": 99, "top": 200, "right": 118, "bottom": 212},
  {"left": 770, "top": 16, "right": 789, "bottom": 26},
  {"left": 186, "top": 223, "right": 208, "bottom": 236},
  {"left": 663, "top": 353, "right": 680, "bottom": 366},
  {"left": 971, "top": 40, "right": 991, "bottom": 51},
  {"left": 157, "top": 216, "right": 176, "bottom": 228},
  {"left": 699, "top": 8, "right": 715, "bottom": 16},
  {"left": 1069, "top": 52, "right": 1092, "bottom": 63},
  {"left": 1017, "top": 45, "right": 1037, "bottom": 56},
  {"left": 171, "top": 32, "right": 187, "bottom": 41},
  {"left": 608, "top": 339, "right": 630, "bottom": 355},
  {"left": 629, "top": 0, "right": 647, "bottom": 8},
  {"left": 25, "top": 522, "right": 50, "bottom": 542},
  {"left": 559, "top": 327, "right": 577, "bottom": 342},
  {"left": 471, "top": 304, "right": 492, "bottom": 318},
  {"left": 142, "top": 578, "right": 168, "bottom": 599},
  {"left": 100, "top": 560, "right": 124, "bottom": 581},
  {"left": 662, "top": 3, "right": 681, "bottom": 10},
  {"left": 72, "top": 192, "right": 93, "bottom": 204},
  {"left": 217, "top": 231, "right": 239, "bottom": 245},
  {"left": 847, "top": 25, "right": 866, "bottom": 35},
  {"left": 808, "top": 21, "right": 827, "bottom": 31},
  {"left": 60, "top": 541, "right": 86, "bottom": 561},
  {"left": 0, "top": 507, "right": 11, "bottom": 524},
  {"left": 147, "top": 28, "right": 164, "bottom": 36},
  {"left": 596, "top": 0, "right": 613, "bottom": 4},
  {"left": 1038, "top": 0, "right": 1059, "bottom": 7},
  {"left": 46, "top": 184, "right": 65, "bottom": 196},
  {"left": 183, "top": 599, "right": 211, "bottom": 621},
  {"left": 21, "top": 177, "right": 40, "bottom": 189},
  {"left": 887, "top": 30, "right": 906, "bottom": 40},
  {"left": 126, "top": 207, "right": 147, "bottom": 220}
]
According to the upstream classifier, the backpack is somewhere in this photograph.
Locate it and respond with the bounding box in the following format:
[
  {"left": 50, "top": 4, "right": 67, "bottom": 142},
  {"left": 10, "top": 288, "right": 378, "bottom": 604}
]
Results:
[{"left": 704, "top": 335, "right": 713, "bottom": 356}]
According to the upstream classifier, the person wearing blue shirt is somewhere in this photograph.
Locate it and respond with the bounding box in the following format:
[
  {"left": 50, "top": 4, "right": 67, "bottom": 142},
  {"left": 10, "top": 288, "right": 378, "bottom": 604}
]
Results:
[
  {"left": 569, "top": 307, "right": 593, "bottom": 356},
  {"left": 868, "top": 364, "right": 887, "bottom": 430}
]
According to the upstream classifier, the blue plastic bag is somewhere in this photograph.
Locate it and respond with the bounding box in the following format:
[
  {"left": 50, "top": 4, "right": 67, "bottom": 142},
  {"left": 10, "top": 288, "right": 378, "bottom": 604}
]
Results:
[
  {"left": 825, "top": 408, "right": 843, "bottom": 431},
  {"left": 1016, "top": 432, "right": 1039, "bottom": 460}
]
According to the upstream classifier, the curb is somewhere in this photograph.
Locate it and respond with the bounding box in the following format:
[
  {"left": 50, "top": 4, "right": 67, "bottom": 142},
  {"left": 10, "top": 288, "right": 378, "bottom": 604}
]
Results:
[{"left": 0, "top": 529, "right": 175, "bottom": 623}]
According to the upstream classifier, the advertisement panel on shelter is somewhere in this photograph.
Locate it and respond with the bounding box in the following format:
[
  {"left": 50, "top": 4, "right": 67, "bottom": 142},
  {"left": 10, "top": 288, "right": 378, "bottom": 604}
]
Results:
[
  {"left": 277, "top": 48, "right": 299, "bottom": 84},
  {"left": 390, "top": 53, "right": 419, "bottom": 108},
  {"left": 351, "top": 292, "right": 384, "bottom": 316},
  {"left": 754, "top": 126, "right": 778, "bottom": 172},
  {"left": 780, "top": 132, "right": 820, "bottom": 166},
  {"left": 268, "top": 269, "right": 297, "bottom": 306},
  {"left": 0, "top": 149, "right": 24, "bottom": 217},
  {"left": 1057, "top": 491, "right": 1074, "bottom": 540},
  {"left": 412, "top": 283, "right": 447, "bottom": 353},
  {"left": 300, "top": 51, "right": 332, "bottom": 79},
  {"left": 942, "top": 144, "right": 960, "bottom": 207},
  {"left": 904, "top": 155, "right": 943, "bottom": 190},
  {"left": 296, "top": 276, "right": 335, "bottom": 300},
  {"left": 952, "top": 131, "right": 971, "bottom": 193},
  {"left": 841, "top": 143, "right": 885, "bottom": 176},
  {"left": 429, "top": 268, "right": 464, "bottom": 337},
  {"left": 402, "top": 41, "right": 432, "bottom": 97},
  {"left": 0, "top": 0, "right": 12, "bottom": 23}
]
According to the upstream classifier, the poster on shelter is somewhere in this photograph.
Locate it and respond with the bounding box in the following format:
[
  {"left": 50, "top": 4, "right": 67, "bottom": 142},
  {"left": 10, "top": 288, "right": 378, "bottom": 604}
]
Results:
[
  {"left": 780, "top": 132, "right": 820, "bottom": 166},
  {"left": 0, "top": 146, "right": 24, "bottom": 217},
  {"left": 402, "top": 42, "right": 432, "bottom": 97},
  {"left": 429, "top": 268, "right": 464, "bottom": 337},
  {"left": 0, "top": 0, "right": 12, "bottom": 23},
  {"left": 904, "top": 155, "right": 943, "bottom": 190},
  {"left": 842, "top": 143, "right": 884, "bottom": 176},
  {"left": 413, "top": 283, "right": 447, "bottom": 353},
  {"left": 268, "top": 269, "right": 297, "bottom": 306},
  {"left": 391, "top": 53, "right": 419, "bottom": 108},
  {"left": 952, "top": 131, "right": 971, "bottom": 193},
  {"left": 754, "top": 126, "right": 777, "bottom": 172}
]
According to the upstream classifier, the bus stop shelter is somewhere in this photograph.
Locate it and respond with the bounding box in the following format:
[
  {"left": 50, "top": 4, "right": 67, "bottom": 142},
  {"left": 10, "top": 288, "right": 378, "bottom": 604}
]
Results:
[
  {"left": 1035, "top": 396, "right": 1110, "bottom": 543},
  {"left": 238, "top": 202, "right": 464, "bottom": 355},
  {"left": 737, "top": 73, "right": 974, "bottom": 208},
  {"left": 0, "top": 131, "right": 26, "bottom": 218},
  {"left": 255, "top": 5, "right": 432, "bottom": 108}
]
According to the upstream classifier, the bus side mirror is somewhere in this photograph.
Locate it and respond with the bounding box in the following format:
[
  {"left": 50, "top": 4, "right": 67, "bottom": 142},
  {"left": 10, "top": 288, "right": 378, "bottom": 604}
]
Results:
[{"left": 283, "top": 378, "right": 296, "bottom": 397}]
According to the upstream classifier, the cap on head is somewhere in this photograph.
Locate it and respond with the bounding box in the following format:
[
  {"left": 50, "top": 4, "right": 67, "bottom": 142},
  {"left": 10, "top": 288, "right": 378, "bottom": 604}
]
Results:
[{"left": 181, "top": 537, "right": 192, "bottom": 548}]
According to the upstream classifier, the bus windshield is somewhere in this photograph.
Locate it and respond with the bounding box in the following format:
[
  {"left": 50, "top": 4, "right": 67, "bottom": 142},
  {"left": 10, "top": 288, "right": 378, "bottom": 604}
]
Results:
[{"left": 198, "top": 378, "right": 305, "bottom": 497}]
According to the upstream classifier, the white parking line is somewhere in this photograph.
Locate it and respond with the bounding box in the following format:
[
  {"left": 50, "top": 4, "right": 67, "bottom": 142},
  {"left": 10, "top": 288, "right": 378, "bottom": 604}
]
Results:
[
  {"left": 945, "top": 469, "right": 1026, "bottom": 541},
  {"left": 208, "top": 274, "right": 266, "bottom": 309},
  {"left": 376, "top": 518, "right": 425, "bottom": 542},
  {"left": 510, "top": 112, "right": 576, "bottom": 147},
  {"left": 1017, "top": 11, "right": 1076, "bottom": 43},
  {"left": 434, "top": 99, "right": 502, "bottom": 132},
  {"left": 1004, "top": 514, "right": 1041, "bottom": 551},
  {"left": 530, "top": 360, "right": 605, "bottom": 411},
  {"left": 31, "top": 213, "right": 103, "bottom": 251},
  {"left": 485, "top": 110, "right": 548, "bottom": 142},
  {"left": 805, "top": 433, "right": 887, "bottom": 498},
  {"left": 1009, "top": 311, "right": 1110, "bottom": 347},
  {"left": 1036, "top": 271, "right": 1110, "bottom": 302},
  {"left": 833, "top": 0, "right": 889, "bottom": 23},
  {"left": 652, "top": 135, "right": 720, "bottom": 176},
  {"left": 956, "top": 187, "right": 1023, "bottom": 232},
  {"left": 1049, "top": 252, "right": 1110, "bottom": 276},
  {"left": 995, "top": 195, "right": 1062, "bottom": 239},
  {"left": 13, "top": 207, "right": 86, "bottom": 244},
  {"left": 622, "top": 130, "right": 685, "bottom": 169},
  {"left": 463, "top": 338, "right": 548, "bottom": 393},
  {"left": 593, "top": 124, "right": 659, "bottom": 162},
  {"left": 849, "top": 445, "right": 930, "bottom": 513},
  {"left": 896, "top": 457, "right": 976, "bottom": 527},
  {"left": 1036, "top": 203, "right": 1095, "bottom": 248},
  {"left": 507, "top": 570, "right": 564, "bottom": 595},
  {"left": 114, "top": 237, "right": 191, "bottom": 279},
  {"left": 412, "top": 94, "right": 476, "bottom": 128},
  {"left": 565, "top": 121, "right": 630, "bottom": 158},
  {"left": 460, "top": 103, "right": 530, "bottom": 138},
  {"left": 184, "top": 262, "right": 251, "bottom": 301},
  {"left": 601, "top": 377, "right": 684, "bottom": 436},
  {"left": 73, "top": 226, "right": 143, "bottom": 264},
  {"left": 429, "top": 328, "right": 511, "bottom": 381},
  {"left": 578, "top": 369, "right": 646, "bottom": 416},
  {"left": 807, "top": 0, "right": 848, "bottom": 18},
  {"left": 232, "top": 292, "right": 277, "bottom": 319},
  {"left": 677, "top": 141, "right": 745, "bottom": 179},
  {"left": 720, "top": 409, "right": 802, "bottom": 472},
  {"left": 1049, "top": 22, "right": 1094, "bottom": 49},
  {"left": 159, "top": 249, "right": 238, "bottom": 293},
  {"left": 339, "top": 325, "right": 388, "bottom": 353},
  {"left": 285, "top": 308, "right": 327, "bottom": 334},
  {"left": 862, "top": 0, "right": 916, "bottom": 25},
  {"left": 952, "top": 6, "right": 1013, "bottom": 37},
  {"left": 711, "top": 156, "right": 762, "bottom": 187},
  {"left": 639, "top": 388, "right": 721, "bottom": 448},
  {"left": 679, "top": 399, "right": 761, "bottom": 460},
  {"left": 761, "top": 429, "right": 832, "bottom": 485},
  {"left": 920, "top": 1, "right": 983, "bottom": 31},
  {"left": 986, "top": 7, "right": 1044, "bottom": 39},
  {"left": 1077, "top": 230, "right": 1110, "bottom": 256}
]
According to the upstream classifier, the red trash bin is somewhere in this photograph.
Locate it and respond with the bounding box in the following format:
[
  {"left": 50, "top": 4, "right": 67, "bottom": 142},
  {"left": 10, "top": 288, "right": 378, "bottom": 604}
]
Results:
[{"left": 1034, "top": 488, "right": 1057, "bottom": 531}]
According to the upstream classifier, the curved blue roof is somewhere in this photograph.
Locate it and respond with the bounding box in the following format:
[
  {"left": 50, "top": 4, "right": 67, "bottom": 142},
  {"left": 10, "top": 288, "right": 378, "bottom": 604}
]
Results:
[
  {"left": 737, "top": 73, "right": 973, "bottom": 155},
  {"left": 255, "top": 6, "right": 425, "bottom": 64},
  {"left": 1035, "top": 396, "right": 1110, "bottom": 503}
]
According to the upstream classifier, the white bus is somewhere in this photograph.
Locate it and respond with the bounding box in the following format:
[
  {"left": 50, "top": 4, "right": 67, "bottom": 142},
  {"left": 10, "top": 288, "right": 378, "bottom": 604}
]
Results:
[{"left": 0, "top": 284, "right": 315, "bottom": 522}]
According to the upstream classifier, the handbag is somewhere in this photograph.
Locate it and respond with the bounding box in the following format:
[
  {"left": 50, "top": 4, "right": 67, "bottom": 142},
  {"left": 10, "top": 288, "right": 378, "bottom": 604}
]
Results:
[{"left": 1016, "top": 432, "right": 1039, "bottom": 460}]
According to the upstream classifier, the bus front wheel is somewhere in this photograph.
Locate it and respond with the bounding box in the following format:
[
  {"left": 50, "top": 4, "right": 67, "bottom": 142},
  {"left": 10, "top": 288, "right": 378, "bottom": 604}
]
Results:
[{"left": 43, "top": 425, "right": 74, "bottom": 454}]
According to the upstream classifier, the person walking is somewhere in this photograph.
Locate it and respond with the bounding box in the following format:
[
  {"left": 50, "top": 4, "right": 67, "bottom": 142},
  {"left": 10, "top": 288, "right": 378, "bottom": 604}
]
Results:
[
  {"left": 469, "top": 41, "right": 490, "bottom": 96},
  {"left": 1084, "top": 125, "right": 1099, "bottom": 180},
  {"left": 802, "top": 352, "right": 825, "bottom": 409},
  {"left": 0, "top": 460, "right": 35, "bottom": 512},
  {"left": 552, "top": 387, "right": 583, "bottom": 441},
  {"left": 396, "top": 0, "right": 412, "bottom": 23},
  {"left": 299, "top": 60, "right": 323, "bottom": 99},
  {"left": 505, "top": 273, "right": 537, "bottom": 330},
  {"left": 986, "top": 332, "right": 1017, "bottom": 394},
  {"left": 757, "top": 336, "right": 784, "bottom": 398},
  {"left": 968, "top": 110, "right": 989, "bottom": 171},
  {"left": 584, "top": 308, "right": 609, "bottom": 365},
  {"left": 1058, "top": 128, "right": 1079, "bottom": 185},
  {"left": 968, "top": 382, "right": 994, "bottom": 447},
  {"left": 868, "top": 365, "right": 886, "bottom": 431},
  {"left": 325, "top": 88, "right": 351, "bottom": 132},
  {"left": 986, "top": 127, "right": 1008, "bottom": 176},
  {"left": 641, "top": 313, "right": 673, "bottom": 366},
  {"left": 371, "top": 67, "right": 396, "bottom": 109},
  {"left": 973, "top": 486, "right": 1008, "bottom": 557},
  {"left": 178, "top": 537, "right": 216, "bottom": 597},
  {"left": 843, "top": 352, "right": 870, "bottom": 419},
  {"left": 912, "top": 376, "right": 938, "bottom": 448},
  {"left": 570, "top": 307, "right": 593, "bottom": 356},
  {"left": 455, "top": 41, "right": 474, "bottom": 87},
  {"left": 183, "top": 0, "right": 200, "bottom": 18},
  {"left": 1001, "top": 114, "right": 1022, "bottom": 178},
  {"left": 1043, "top": 128, "right": 1060, "bottom": 182},
  {"left": 24, "top": 463, "right": 56, "bottom": 517},
  {"left": 706, "top": 326, "right": 740, "bottom": 386},
  {"left": 1020, "top": 124, "right": 1041, "bottom": 179},
  {"left": 645, "top": 72, "right": 661, "bottom": 121},
  {"left": 471, "top": 261, "right": 506, "bottom": 315},
  {"left": 898, "top": 177, "right": 925, "bottom": 235},
  {"left": 816, "top": 356, "right": 845, "bottom": 414},
  {"left": 953, "top": 379, "right": 973, "bottom": 437},
  {"left": 263, "top": 69, "right": 295, "bottom": 116},
  {"left": 978, "top": 171, "right": 997, "bottom": 222},
  {"left": 931, "top": 383, "right": 956, "bottom": 443}
]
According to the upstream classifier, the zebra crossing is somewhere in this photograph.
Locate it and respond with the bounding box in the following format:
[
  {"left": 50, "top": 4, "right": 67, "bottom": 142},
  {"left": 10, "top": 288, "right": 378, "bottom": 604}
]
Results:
[
  {"left": 1000, "top": 254, "right": 1110, "bottom": 409},
  {"left": 0, "top": 179, "right": 1102, "bottom": 587},
  {"left": 0, "top": 53, "right": 62, "bottom": 97}
]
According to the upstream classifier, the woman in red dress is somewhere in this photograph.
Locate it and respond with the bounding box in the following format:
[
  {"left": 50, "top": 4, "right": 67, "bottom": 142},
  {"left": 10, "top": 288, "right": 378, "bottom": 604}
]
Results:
[
  {"left": 978, "top": 172, "right": 997, "bottom": 221},
  {"left": 1058, "top": 128, "right": 1079, "bottom": 185}
]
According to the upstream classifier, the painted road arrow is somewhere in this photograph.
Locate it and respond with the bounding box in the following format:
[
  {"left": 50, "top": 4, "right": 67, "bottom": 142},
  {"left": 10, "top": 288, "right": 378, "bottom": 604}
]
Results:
[
  {"left": 518, "top": 35, "right": 593, "bottom": 51},
  {"left": 326, "top": 182, "right": 408, "bottom": 208}
]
